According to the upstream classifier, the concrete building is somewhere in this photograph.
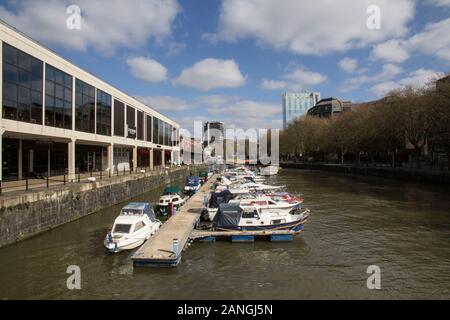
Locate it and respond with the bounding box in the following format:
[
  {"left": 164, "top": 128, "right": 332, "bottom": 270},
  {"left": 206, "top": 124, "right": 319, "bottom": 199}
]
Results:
[
  {"left": 0, "top": 21, "right": 180, "bottom": 182},
  {"left": 283, "top": 92, "right": 320, "bottom": 128},
  {"left": 307, "top": 97, "right": 352, "bottom": 119}
]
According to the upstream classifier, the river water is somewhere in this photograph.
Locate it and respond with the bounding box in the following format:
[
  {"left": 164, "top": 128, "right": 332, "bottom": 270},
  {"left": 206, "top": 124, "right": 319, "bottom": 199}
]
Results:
[{"left": 1, "top": 169, "right": 450, "bottom": 299}]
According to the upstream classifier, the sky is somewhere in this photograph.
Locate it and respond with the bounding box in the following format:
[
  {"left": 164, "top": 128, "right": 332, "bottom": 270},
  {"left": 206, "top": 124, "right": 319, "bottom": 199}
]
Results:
[{"left": 0, "top": 0, "right": 449, "bottom": 132}]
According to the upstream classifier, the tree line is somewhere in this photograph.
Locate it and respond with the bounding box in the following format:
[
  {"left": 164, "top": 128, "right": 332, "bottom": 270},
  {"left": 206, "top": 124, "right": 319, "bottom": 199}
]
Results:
[{"left": 280, "top": 78, "right": 450, "bottom": 169}]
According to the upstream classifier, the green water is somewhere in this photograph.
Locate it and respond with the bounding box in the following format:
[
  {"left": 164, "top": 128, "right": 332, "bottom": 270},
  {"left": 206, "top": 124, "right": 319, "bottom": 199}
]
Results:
[{"left": 1, "top": 169, "right": 450, "bottom": 299}]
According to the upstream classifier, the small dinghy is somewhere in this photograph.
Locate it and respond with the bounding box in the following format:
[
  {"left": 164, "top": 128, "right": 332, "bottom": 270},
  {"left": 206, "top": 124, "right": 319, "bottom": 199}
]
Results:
[
  {"left": 104, "top": 202, "right": 161, "bottom": 253},
  {"left": 156, "top": 186, "right": 187, "bottom": 216}
]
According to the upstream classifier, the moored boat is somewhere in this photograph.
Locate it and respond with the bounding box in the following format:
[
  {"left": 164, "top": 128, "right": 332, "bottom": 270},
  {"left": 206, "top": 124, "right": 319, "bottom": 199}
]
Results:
[
  {"left": 156, "top": 186, "right": 187, "bottom": 216},
  {"left": 104, "top": 202, "right": 161, "bottom": 253},
  {"left": 184, "top": 176, "right": 200, "bottom": 195},
  {"left": 212, "top": 203, "right": 310, "bottom": 233}
]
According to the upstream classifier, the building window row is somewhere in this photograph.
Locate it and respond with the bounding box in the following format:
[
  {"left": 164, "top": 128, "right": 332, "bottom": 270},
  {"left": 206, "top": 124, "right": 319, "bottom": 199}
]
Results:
[
  {"left": 2, "top": 43, "right": 43, "bottom": 124},
  {"left": 2, "top": 42, "right": 177, "bottom": 146},
  {"left": 45, "top": 64, "right": 72, "bottom": 129}
]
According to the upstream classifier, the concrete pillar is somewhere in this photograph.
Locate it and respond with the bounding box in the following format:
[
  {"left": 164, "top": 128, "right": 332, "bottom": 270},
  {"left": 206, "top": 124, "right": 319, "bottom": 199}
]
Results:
[
  {"left": 68, "top": 139, "right": 76, "bottom": 181},
  {"left": 149, "top": 148, "right": 153, "bottom": 170},
  {"left": 161, "top": 150, "right": 165, "bottom": 168},
  {"left": 18, "top": 139, "right": 23, "bottom": 180},
  {"left": 107, "top": 144, "right": 114, "bottom": 174},
  {"left": 170, "top": 150, "right": 174, "bottom": 167},
  {"left": 132, "top": 146, "right": 137, "bottom": 172}
]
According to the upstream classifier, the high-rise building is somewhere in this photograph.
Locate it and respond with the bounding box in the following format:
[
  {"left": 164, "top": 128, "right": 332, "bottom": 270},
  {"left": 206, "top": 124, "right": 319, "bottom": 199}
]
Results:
[{"left": 283, "top": 92, "right": 321, "bottom": 129}]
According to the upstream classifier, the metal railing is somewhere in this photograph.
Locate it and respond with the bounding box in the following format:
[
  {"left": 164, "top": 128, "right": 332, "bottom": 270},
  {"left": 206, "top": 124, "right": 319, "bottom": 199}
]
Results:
[{"left": 0, "top": 166, "right": 166, "bottom": 195}]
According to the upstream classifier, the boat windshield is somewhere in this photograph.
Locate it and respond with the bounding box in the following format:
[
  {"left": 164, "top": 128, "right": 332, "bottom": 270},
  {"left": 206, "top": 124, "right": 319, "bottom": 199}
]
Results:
[
  {"left": 113, "top": 224, "right": 132, "bottom": 234},
  {"left": 121, "top": 209, "right": 142, "bottom": 215}
]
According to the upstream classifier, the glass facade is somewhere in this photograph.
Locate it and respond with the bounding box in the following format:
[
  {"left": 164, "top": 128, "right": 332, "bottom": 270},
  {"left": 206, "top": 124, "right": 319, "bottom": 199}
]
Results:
[
  {"left": 113, "top": 99, "right": 125, "bottom": 137},
  {"left": 126, "top": 105, "right": 136, "bottom": 139},
  {"left": 282, "top": 92, "right": 321, "bottom": 129},
  {"left": 137, "top": 110, "right": 144, "bottom": 140},
  {"left": 45, "top": 64, "right": 72, "bottom": 129},
  {"left": 75, "top": 79, "right": 95, "bottom": 133},
  {"left": 96, "top": 89, "right": 111, "bottom": 136},
  {"left": 2, "top": 43, "right": 43, "bottom": 124},
  {"left": 146, "top": 115, "right": 152, "bottom": 142}
]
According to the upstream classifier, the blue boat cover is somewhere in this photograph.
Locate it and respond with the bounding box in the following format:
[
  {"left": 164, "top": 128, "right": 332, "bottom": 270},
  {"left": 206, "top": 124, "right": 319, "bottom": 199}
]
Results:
[
  {"left": 123, "top": 202, "right": 157, "bottom": 222},
  {"left": 212, "top": 203, "right": 242, "bottom": 228},
  {"left": 185, "top": 176, "right": 200, "bottom": 186}
]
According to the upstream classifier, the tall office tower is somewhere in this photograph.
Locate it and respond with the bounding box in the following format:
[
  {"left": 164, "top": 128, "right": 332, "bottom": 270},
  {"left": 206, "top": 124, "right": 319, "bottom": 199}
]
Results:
[{"left": 283, "top": 92, "right": 321, "bottom": 129}]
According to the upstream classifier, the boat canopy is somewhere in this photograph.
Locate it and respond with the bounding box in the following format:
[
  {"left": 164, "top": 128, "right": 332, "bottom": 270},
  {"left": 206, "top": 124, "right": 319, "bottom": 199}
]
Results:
[
  {"left": 163, "top": 186, "right": 181, "bottom": 195},
  {"left": 212, "top": 203, "right": 242, "bottom": 228},
  {"left": 209, "top": 190, "right": 233, "bottom": 209},
  {"left": 121, "top": 202, "right": 157, "bottom": 222},
  {"left": 185, "top": 176, "right": 199, "bottom": 186}
]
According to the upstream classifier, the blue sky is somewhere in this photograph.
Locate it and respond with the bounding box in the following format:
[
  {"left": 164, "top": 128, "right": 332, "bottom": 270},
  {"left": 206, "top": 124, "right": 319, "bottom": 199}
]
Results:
[{"left": 0, "top": 0, "right": 449, "bottom": 131}]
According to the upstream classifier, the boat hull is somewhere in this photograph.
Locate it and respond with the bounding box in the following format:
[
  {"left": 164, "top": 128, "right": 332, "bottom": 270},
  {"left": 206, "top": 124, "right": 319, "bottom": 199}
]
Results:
[{"left": 215, "top": 219, "right": 306, "bottom": 233}]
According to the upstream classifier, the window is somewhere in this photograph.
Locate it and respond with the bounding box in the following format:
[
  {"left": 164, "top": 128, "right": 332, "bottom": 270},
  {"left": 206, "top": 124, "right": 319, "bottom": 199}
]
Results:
[
  {"left": 153, "top": 117, "right": 160, "bottom": 145},
  {"left": 133, "top": 221, "right": 145, "bottom": 232},
  {"left": 158, "top": 119, "right": 164, "bottom": 145},
  {"left": 242, "top": 211, "right": 259, "bottom": 219},
  {"left": 137, "top": 110, "right": 144, "bottom": 140},
  {"left": 2, "top": 43, "right": 43, "bottom": 124},
  {"left": 45, "top": 64, "right": 72, "bottom": 129},
  {"left": 113, "top": 224, "right": 132, "bottom": 234},
  {"left": 75, "top": 79, "right": 95, "bottom": 133},
  {"left": 114, "top": 100, "right": 125, "bottom": 136},
  {"left": 126, "top": 106, "right": 136, "bottom": 138},
  {"left": 96, "top": 89, "right": 111, "bottom": 136},
  {"left": 146, "top": 115, "right": 152, "bottom": 142}
]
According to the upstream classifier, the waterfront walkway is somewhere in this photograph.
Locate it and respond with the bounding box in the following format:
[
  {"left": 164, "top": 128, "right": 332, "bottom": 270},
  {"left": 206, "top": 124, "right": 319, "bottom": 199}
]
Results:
[{"left": 132, "top": 174, "right": 217, "bottom": 267}]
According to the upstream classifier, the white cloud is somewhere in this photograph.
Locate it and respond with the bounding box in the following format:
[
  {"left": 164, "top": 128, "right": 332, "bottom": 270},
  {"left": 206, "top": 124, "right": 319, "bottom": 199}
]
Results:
[
  {"left": 283, "top": 68, "right": 327, "bottom": 86},
  {"left": 173, "top": 58, "right": 246, "bottom": 91},
  {"left": 136, "top": 96, "right": 193, "bottom": 112},
  {"left": 339, "top": 58, "right": 359, "bottom": 73},
  {"left": 205, "top": 0, "right": 415, "bottom": 55},
  {"left": 262, "top": 67, "right": 327, "bottom": 91},
  {"left": 408, "top": 18, "right": 450, "bottom": 63},
  {"left": 261, "top": 79, "right": 288, "bottom": 90},
  {"left": 127, "top": 57, "right": 167, "bottom": 83},
  {"left": 370, "top": 69, "right": 444, "bottom": 96},
  {"left": 370, "top": 39, "right": 410, "bottom": 63},
  {"left": 0, "top": 0, "right": 180, "bottom": 54},
  {"left": 370, "top": 18, "right": 450, "bottom": 64},
  {"left": 340, "top": 63, "right": 402, "bottom": 92}
]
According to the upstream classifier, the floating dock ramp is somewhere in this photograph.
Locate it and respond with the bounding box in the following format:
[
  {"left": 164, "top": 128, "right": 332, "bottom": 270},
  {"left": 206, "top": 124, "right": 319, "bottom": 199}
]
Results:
[{"left": 132, "top": 175, "right": 217, "bottom": 267}]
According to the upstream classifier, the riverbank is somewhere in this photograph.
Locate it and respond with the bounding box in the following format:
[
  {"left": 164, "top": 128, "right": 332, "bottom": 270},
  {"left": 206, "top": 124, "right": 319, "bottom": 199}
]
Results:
[
  {"left": 0, "top": 165, "right": 206, "bottom": 248},
  {"left": 280, "top": 162, "right": 450, "bottom": 185}
]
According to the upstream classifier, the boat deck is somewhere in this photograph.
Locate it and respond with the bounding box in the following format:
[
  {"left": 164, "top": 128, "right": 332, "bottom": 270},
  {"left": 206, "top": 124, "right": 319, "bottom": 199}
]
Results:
[{"left": 132, "top": 174, "right": 217, "bottom": 267}]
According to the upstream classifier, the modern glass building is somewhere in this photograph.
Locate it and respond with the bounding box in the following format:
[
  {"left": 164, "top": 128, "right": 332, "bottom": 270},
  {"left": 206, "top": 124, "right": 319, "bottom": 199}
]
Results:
[
  {"left": 0, "top": 21, "right": 180, "bottom": 181},
  {"left": 282, "top": 92, "right": 321, "bottom": 129}
]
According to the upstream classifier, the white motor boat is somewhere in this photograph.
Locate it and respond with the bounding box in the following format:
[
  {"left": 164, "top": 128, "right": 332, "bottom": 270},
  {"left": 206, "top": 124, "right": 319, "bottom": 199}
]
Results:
[
  {"left": 156, "top": 186, "right": 187, "bottom": 216},
  {"left": 231, "top": 182, "right": 283, "bottom": 192},
  {"left": 260, "top": 165, "right": 279, "bottom": 176},
  {"left": 212, "top": 202, "right": 310, "bottom": 233},
  {"left": 206, "top": 192, "right": 303, "bottom": 221},
  {"left": 104, "top": 202, "right": 161, "bottom": 253}
]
